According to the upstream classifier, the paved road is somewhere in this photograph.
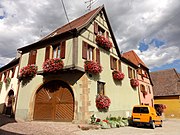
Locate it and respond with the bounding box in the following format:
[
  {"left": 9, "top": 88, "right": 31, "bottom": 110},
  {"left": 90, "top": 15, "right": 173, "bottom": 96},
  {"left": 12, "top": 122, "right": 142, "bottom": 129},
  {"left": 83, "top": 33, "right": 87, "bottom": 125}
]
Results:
[{"left": 0, "top": 114, "right": 180, "bottom": 135}]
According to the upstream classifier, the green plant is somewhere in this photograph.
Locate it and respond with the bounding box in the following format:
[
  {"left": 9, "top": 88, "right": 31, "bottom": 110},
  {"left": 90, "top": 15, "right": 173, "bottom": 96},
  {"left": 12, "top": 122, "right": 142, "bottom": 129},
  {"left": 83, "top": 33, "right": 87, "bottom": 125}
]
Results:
[
  {"left": 0, "top": 81, "right": 3, "bottom": 91},
  {"left": 5, "top": 77, "right": 11, "bottom": 89}
]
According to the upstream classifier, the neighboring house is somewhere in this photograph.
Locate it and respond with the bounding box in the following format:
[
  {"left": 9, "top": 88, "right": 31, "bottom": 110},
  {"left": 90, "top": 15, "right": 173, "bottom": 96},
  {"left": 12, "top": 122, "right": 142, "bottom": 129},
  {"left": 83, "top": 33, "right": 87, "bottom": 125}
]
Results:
[
  {"left": 0, "top": 58, "right": 19, "bottom": 116},
  {"left": 150, "top": 69, "right": 180, "bottom": 118},
  {"left": 14, "top": 6, "right": 140, "bottom": 123},
  {"left": 122, "top": 50, "right": 154, "bottom": 106}
]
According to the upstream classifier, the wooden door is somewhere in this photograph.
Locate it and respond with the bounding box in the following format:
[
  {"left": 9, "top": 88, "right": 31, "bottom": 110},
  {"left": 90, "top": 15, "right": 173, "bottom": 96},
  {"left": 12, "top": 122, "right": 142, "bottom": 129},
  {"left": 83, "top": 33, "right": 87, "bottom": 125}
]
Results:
[{"left": 34, "top": 81, "right": 74, "bottom": 121}]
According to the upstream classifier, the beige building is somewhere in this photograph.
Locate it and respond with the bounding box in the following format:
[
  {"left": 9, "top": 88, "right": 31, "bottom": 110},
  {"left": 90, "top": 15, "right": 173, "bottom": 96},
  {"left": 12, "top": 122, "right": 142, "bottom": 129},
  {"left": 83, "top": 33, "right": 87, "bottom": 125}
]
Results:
[
  {"left": 1, "top": 6, "right": 141, "bottom": 123},
  {"left": 0, "top": 58, "right": 19, "bottom": 116}
]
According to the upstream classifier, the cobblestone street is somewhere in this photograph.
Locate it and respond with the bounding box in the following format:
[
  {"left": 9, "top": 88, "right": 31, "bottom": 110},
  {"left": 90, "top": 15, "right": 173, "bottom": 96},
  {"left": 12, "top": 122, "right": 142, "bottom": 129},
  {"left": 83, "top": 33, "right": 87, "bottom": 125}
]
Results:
[{"left": 0, "top": 114, "right": 180, "bottom": 135}]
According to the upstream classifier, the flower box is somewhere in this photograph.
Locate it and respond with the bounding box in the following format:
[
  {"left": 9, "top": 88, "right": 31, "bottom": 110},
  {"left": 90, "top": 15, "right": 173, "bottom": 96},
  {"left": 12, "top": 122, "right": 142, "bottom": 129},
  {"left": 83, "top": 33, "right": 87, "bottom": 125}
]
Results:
[
  {"left": 43, "top": 58, "right": 64, "bottom": 73},
  {"left": 19, "top": 64, "right": 38, "bottom": 79},
  {"left": 130, "top": 79, "right": 139, "bottom": 88},
  {"left": 96, "top": 35, "right": 112, "bottom": 51},
  {"left": 84, "top": 60, "right": 102, "bottom": 74},
  {"left": 112, "top": 70, "right": 125, "bottom": 81},
  {"left": 96, "top": 94, "right": 111, "bottom": 110}
]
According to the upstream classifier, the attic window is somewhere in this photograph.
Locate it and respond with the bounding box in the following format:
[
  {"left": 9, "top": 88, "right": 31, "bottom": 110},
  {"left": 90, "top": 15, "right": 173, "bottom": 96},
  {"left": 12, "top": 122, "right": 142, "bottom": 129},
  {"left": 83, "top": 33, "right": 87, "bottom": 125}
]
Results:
[
  {"left": 98, "top": 26, "right": 105, "bottom": 36},
  {"left": 99, "top": 11, "right": 103, "bottom": 18}
]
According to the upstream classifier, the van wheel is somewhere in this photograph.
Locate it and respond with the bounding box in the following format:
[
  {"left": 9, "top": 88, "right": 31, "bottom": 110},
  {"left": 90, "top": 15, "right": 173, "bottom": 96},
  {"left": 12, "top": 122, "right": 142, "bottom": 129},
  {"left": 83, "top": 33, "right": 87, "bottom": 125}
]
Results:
[
  {"left": 159, "top": 123, "right": 162, "bottom": 127},
  {"left": 150, "top": 122, "right": 155, "bottom": 129}
]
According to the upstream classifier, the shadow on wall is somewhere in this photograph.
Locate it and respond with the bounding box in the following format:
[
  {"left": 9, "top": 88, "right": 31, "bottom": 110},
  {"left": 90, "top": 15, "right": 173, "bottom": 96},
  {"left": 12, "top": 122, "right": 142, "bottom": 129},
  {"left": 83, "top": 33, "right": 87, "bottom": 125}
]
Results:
[
  {"left": 0, "top": 114, "right": 17, "bottom": 127},
  {"left": 0, "top": 129, "right": 24, "bottom": 135}
]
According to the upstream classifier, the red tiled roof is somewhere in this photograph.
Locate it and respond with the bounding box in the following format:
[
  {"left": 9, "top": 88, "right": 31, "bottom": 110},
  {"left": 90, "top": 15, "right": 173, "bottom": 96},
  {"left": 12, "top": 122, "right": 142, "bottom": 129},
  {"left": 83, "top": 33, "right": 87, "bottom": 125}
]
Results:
[
  {"left": 42, "top": 6, "right": 103, "bottom": 41},
  {"left": 150, "top": 69, "right": 180, "bottom": 96},
  {"left": 122, "top": 50, "right": 147, "bottom": 68}
]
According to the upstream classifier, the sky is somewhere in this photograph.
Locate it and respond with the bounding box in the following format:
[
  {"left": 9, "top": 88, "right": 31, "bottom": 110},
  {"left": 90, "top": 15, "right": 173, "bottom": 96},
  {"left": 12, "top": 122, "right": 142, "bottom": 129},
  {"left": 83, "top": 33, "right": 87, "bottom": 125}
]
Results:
[{"left": 0, "top": 0, "right": 180, "bottom": 73}]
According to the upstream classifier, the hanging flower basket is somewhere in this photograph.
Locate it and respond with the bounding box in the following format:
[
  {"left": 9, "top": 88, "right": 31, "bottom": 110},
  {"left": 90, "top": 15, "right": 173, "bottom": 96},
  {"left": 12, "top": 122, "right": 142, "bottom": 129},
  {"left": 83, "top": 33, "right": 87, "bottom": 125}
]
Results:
[
  {"left": 130, "top": 79, "right": 139, "bottom": 88},
  {"left": 43, "top": 58, "right": 64, "bottom": 73},
  {"left": 112, "top": 70, "right": 125, "bottom": 81},
  {"left": 96, "top": 94, "right": 111, "bottom": 111},
  {"left": 19, "top": 64, "right": 38, "bottom": 79},
  {"left": 84, "top": 60, "right": 102, "bottom": 74},
  {"left": 96, "top": 35, "right": 112, "bottom": 51}
]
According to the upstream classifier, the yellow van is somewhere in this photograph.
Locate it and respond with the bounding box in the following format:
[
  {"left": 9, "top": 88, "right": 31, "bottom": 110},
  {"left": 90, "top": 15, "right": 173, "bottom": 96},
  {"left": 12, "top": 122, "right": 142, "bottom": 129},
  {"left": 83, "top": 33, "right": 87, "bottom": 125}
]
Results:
[{"left": 132, "top": 105, "right": 162, "bottom": 129}]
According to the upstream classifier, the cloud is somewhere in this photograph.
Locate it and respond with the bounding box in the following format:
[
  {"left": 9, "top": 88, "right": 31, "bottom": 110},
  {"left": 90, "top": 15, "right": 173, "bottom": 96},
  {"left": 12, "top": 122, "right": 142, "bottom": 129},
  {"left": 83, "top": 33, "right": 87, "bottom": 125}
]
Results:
[{"left": 0, "top": 0, "right": 180, "bottom": 71}]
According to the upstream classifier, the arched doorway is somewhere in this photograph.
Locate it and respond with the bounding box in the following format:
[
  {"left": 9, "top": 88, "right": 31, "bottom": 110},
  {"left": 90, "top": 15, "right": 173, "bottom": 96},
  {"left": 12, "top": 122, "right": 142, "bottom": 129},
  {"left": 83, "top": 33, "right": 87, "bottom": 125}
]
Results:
[
  {"left": 5, "top": 89, "right": 15, "bottom": 116},
  {"left": 33, "top": 80, "right": 74, "bottom": 121}
]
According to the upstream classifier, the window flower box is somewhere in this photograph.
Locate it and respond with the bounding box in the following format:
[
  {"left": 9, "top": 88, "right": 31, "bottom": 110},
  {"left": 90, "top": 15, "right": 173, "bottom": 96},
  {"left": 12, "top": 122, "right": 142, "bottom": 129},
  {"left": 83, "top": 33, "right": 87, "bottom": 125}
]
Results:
[
  {"left": 43, "top": 58, "right": 64, "bottom": 73},
  {"left": 19, "top": 64, "right": 38, "bottom": 80},
  {"left": 112, "top": 70, "right": 125, "bottom": 81},
  {"left": 96, "top": 35, "right": 112, "bottom": 51},
  {"left": 96, "top": 94, "right": 111, "bottom": 111},
  {"left": 130, "top": 78, "right": 139, "bottom": 88},
  {"left": 84, "top": 60, "right": 102, "bottom": 74}
]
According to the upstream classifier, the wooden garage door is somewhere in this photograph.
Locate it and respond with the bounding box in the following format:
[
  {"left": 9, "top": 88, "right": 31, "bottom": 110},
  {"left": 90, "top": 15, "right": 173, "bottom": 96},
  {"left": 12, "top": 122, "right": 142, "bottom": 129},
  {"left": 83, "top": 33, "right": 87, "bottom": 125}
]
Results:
[{"left": 34, "top": 81, "right": 74, "bottom": 121}]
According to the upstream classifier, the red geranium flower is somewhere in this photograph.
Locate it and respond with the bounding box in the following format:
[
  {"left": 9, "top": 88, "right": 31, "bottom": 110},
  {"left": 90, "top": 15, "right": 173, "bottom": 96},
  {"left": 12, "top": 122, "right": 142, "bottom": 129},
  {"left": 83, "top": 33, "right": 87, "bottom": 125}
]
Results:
[
  {"left": 19, "top": 64, "right": 38, "bottom": 79},
  {"left": 112, "top": 70, "right": 125, "bottom": 81},
  {"left": 130, "top": 79, "right": 139, "bottom": 87},
  {"left": 96, "top": 95, "right": 111, "bottom": 110},
  {"left": 84, "top": 60, "right": 102, "bottom": 74},
  {"left": 43, "top": 58, "right": 64, "bottom": 73},
  {"left": 96, "top": 35, "right": 112, "bottom": 51}
]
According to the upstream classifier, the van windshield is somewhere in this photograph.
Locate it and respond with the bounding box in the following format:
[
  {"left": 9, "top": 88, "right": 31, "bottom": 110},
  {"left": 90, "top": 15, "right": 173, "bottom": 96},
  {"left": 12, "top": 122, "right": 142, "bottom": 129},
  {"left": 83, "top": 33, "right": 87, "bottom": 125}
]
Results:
[{"left": 133, "top": 107, "right": 149, "bottom": 114}]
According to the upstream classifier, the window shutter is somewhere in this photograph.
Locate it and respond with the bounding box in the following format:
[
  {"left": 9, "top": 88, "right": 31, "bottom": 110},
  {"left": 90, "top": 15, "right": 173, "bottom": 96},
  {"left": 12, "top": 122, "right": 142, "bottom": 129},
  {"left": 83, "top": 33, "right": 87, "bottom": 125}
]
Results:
[
  {"left": 82, "top": 41, "right": 88, "bottom": 59},
  {"left": 60, "top": 41, "right": 66, "bottom": 59},
  {"left": 128, "top": 67, "right": 132, "bottom": 78},
  {"left": 28, "top": 50, "right": 37, "bottom": 64},
  {"left": 96, "top": 48, "right": 100, "bottom": 64},
  {"left": 45, "top": 46, "right": 50, "bottom": 61},
  {"left": 11, "top": 67, "right": 15, "bottom": 78},
  {"left": 118, "top": 60, "right": 122, "bottom": 71},
  {"left": 133, "top": 70, "right": 136, "bottom": 78},
  {"left": 110, "top": 56, "right": 114, "bottom": 69},
  {"left": 106, "top": 31, "right": 109, "bottom": 39},
  {"left": 94, "top": 22, "right": 98, "bottom": 35}
]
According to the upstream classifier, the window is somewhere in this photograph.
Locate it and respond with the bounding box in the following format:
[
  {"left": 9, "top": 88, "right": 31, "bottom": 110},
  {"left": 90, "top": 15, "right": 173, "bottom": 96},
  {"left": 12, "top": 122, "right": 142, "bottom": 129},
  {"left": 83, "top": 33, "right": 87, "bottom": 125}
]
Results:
[
  {"left": 52, "top": 41, "right": 66, "bottom": 59},
  {"left": 87, "top": 45, "right": 94, "bottom": 61},
  {"left": 28, "top": 50, "right": 37, "bottom": 65},
  {"left": 110, "top": 56, "right": 118, "bottom": 70},
  {"left": 133, "top": 107, "right": 149, "bottom": 114},
  {"left": 140, "top": 84, "right": 145, "bottom": 92},
  {"left": 94, "top": 22, "right": 105, "bottom": 36},
  {"left": 147, "top": 85, "right": 151, "bottom": 94},
  {"left": 45, "top": 46, "right": 51, "bottom": 61},
  {"left": 11, "top": 67, "right": 15, "bottom": 78},
  {"left": 82, "top": 41, "right": 97, "bottom": 61},
  {"left": 97, "top": 81, "right": 105, "bottom": 95},
  {"left": 128, "top": 67, "right": 135, "bottom": 79}
]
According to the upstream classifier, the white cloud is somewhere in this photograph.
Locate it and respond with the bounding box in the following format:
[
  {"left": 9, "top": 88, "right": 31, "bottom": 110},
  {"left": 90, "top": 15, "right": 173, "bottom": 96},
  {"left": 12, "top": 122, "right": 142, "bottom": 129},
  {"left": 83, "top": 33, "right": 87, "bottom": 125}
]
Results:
[{"left": 0, "top": 0, "right": 180, "bottom": 71}]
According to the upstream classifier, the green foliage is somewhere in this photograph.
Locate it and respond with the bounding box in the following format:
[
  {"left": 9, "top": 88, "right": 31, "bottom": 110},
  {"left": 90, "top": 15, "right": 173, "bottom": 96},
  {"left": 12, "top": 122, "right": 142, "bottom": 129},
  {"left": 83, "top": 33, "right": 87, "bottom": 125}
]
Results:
[
  {"left": 0, "top": 81, "right": 3, "bottom": 91},
  {"left": 5, "top": 77, "right": 11, "bottom": 89}
]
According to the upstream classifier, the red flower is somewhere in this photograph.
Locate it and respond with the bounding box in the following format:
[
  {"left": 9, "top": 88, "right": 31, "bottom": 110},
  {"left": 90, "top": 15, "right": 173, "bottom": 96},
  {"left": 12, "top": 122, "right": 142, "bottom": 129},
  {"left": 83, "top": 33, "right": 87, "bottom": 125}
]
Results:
[
  {"left": 96, "top": 95, "right": 111, "bottom": 110},
  {"left": 84, "top": 60, "right": 102, "bottom": 74},
  {"left": 43, "top": 58, "right": 64, "bottom": 73},
  {"left": 19, "top": 64, "right": 38, "bottom": 78},
  {"left": 112, "top": 70, "right": 125, "bottom": 80},
  {"left": 96, "top": 35, "right": 112, "bottom": 51},
  {"left": 130, "top": 79, "right": 139, "bottom": 87}
]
